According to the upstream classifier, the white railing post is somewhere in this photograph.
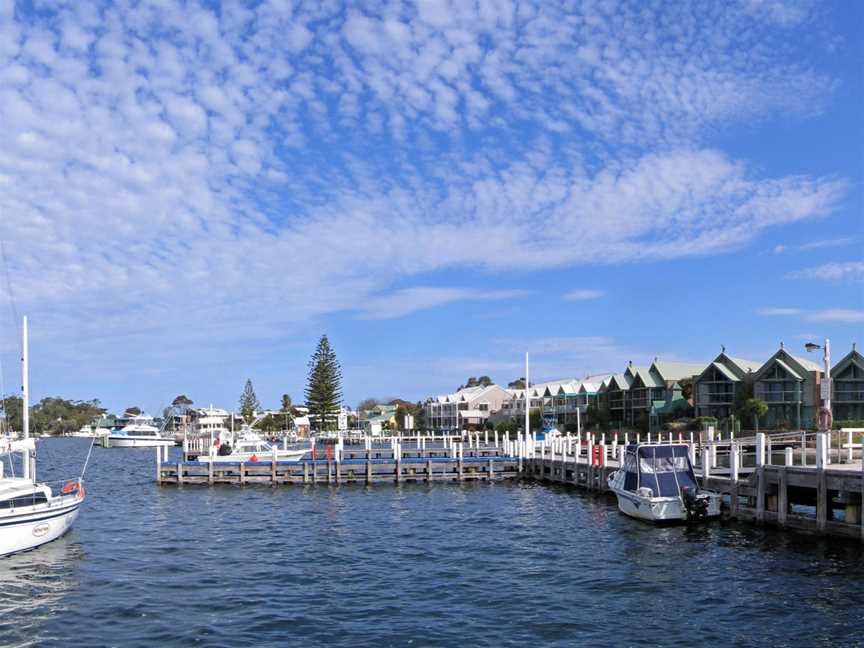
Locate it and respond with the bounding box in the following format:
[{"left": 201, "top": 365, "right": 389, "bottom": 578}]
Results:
[
  {"left": 730, "top": 443, "right": 739, "bottom": 482},
  {"left": 816, "top": 432, "right": 827, "bottom": 470},
  {"left": 756, "top": 432, "right": 766, "bottom": 467},
  {"left": 785, "top": 447, "right": 793, "bottom": 466},
  {"left": 847, "top": 429, "right": 854, "bottom": 463}
]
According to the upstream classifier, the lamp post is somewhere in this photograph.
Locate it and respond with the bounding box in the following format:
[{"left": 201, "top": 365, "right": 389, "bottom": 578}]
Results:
[{"left": 805, "top": 339, "right": 831, "bottom": 432}]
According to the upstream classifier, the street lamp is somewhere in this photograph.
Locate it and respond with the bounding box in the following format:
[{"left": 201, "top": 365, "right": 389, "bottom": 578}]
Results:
[{"left": 805, "top": 339, "right": 831, "bottom": 432}]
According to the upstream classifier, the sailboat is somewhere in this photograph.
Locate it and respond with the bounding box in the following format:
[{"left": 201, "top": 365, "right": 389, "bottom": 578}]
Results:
[{"left": 0, "top": 317, "right": 85, "bottom": 557}]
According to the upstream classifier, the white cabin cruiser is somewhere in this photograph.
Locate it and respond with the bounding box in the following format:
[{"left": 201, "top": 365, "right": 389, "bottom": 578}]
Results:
[
  {"left": 107, "top": 415, "right": 173, "bottom": 448},
  {"left": 0, "top": 317, "right": 86, "bottom": 557},
  {"left": 607, "top": 444, "right": 721, "bottom": 523},
  {"left": 197, "top": 429, "right": 307, "bottom": 463}
]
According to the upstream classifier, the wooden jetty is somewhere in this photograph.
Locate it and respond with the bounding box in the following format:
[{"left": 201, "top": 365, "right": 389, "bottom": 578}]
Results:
[
  {"left": 158, "top": 436, "right": 519, "bottom": 485},
  {"left": 157, "top": 428, "right": 864, "bottom": 543}
]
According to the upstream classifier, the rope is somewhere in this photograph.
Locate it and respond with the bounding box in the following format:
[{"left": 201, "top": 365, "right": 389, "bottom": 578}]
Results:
[{"left": 79, "top": 433, "right": 97, "bottom": 481}]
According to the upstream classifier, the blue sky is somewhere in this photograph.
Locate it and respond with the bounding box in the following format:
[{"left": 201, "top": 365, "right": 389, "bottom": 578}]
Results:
[{"left": 0, "top": 0, "right": 861, "bottom": 416}]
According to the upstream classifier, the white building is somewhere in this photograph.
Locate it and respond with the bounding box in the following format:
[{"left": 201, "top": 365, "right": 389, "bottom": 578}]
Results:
[{"left": 424, "top": 384, "right": 512, "bottom": 431}]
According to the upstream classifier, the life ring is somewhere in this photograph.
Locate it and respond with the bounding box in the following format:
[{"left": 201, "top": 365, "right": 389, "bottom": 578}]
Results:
[{"left": 817, "top": 407, "right": 833, "bottom": 431}]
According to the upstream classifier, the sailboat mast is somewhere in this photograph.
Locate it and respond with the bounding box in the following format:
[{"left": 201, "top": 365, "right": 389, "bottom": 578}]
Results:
[
  {"left": 524, "top": 352, "right": 530, "bottom": 438},
  {"left": 21, "top": 315, "right": 30, "bottom": 480}
]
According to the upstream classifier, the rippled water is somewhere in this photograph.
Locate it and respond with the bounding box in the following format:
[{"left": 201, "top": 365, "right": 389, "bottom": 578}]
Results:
[{"left": 1, "top": 438, "right": 861, "bottom": 647}]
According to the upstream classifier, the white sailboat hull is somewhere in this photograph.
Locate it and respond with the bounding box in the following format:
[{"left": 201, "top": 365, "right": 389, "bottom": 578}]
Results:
[
  {"left": 0, "top": 500, "right": 82, "bottom": 557},
  {"left": 108, "top": 436, "right": 174, "bottom": 448}
]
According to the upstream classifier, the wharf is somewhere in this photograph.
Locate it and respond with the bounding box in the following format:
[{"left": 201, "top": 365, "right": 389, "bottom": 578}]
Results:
[
  {"left": 158, "top": 430, "right": 864, "bottom": 543},
  {"left": 159, "top": 441, "right": 519, "bottom": 485}
]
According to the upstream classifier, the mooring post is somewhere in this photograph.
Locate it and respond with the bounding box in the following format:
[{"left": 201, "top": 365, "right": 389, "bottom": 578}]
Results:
[
  {"left": 778, "top": 463, "right": 788, "bottom": 527},
  {"left": 155, "top": 447, "right": 161, "bottom": 484},
  {"left": 458, "top": 442, "right": 464, "bottom": 481},
  {"left": 801, "top": 433, "right": 807, "bottom": 467},
  {"left": 848, "top": 429, "right": 854, "bottom": 463},
  {"left": 755, "top": 433, "right": 766, "bottom": 523},
  {"left": 785, "top": 447, "right": 793, "bottom": 466},
  {"left": 816, "top": 432, "right": 827, "bottom": 470},
  {"left": 729, "top": 443, "right": 739, "bottom": 516}
]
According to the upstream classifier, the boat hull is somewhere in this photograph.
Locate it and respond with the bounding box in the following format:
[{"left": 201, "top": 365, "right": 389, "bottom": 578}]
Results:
[
  {"left": 609, "top": 485, "right": 721, "bottom": 523},
  {"left": 0, "top": 500, "right": 82, "bottom": 557},
  {"left": 108, "top": 436, "right": 174, "bottom": 448},
  {"left": 196, "top": 450, "right": 308, "bottom": 463}
]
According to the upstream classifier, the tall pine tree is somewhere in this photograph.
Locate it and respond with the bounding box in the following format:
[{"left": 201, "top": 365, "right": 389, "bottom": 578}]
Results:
[
  {"left": 239, "top": 379, "right": 260, "bottom": 424},
  {"left": 305, "top": 335, "right": 343, "bottom": 431}
]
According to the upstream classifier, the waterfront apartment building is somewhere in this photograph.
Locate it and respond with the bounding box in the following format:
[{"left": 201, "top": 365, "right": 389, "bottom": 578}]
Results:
[
  {"left": 603, "top": 360, "right": 705, "bottom": 426},
  {"left": 424, "top": 384, "right": 512, "bottom": 430},
  {"left": 693, "top": 351, "right": 762, "bottom": 420},
  {"left": 832, "top": 345, "right": 864, "bottom": 422},
  {"left": 752, "top": 344, "right": 822, "bottom": 429}
]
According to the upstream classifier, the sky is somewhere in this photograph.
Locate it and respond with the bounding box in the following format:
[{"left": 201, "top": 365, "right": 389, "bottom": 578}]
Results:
[{"left": 0, "top": 0, "right": 861, "bottom": 416}]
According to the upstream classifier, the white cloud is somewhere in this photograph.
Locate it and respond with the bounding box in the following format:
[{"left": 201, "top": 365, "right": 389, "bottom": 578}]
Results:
[
  {"left": 355, "top": 287, "right": 528, "bottom": 320},
  {"left": 0, "top": 0, "right": 852, "bottom": 380},
  {"left": 563, "top": 290, "right": 604, "bottom": 301},
  {"left": 806, "top": 309, "right": 864, "bottom": 323},
  {"left": 787, "top": 261, "right": 864, "bottom": 282}
]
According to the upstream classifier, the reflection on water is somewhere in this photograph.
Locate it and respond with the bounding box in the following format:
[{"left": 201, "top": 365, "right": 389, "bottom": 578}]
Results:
[
  {"left": 0, "top": 438, "right": 860, "bottom": 647},
  {"left": 0, "top": 533, "right": 85, "bottom": 645}
]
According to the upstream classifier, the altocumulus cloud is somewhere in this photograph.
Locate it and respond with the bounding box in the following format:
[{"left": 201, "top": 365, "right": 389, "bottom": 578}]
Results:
[{"left": 0, "top": 0, "right": 849, "bottom": 360}]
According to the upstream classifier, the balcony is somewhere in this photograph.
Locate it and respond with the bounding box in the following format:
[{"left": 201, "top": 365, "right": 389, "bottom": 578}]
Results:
[
  {"left": 834, "top": 389, "right": 864, "bottom": 402},
  {"left": 758, "top": 391, "right": 802, "bottom": 403}
]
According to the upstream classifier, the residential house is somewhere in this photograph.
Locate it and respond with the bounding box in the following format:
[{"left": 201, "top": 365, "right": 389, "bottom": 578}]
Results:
[
  {"left": 832, "top": 345, "right": 864, "bottom": 422},
  {"left": 424, "top": 384, "right": 512, "bottom": 431},
  {"left": 753, "top": 344, "right": 822, "bottom": 429},
  {"left": 693, "top": 350, "right": 762, "bottom": 420}
]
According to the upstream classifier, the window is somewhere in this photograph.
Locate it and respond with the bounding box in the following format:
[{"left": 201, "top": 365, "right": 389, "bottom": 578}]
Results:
[{"left": 0, "top": 493, "right": 48, "bottom": 509}]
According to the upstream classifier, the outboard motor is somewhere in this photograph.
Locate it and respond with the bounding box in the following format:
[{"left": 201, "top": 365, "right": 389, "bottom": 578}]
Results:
[{"left": 681, "top": 486, "right": 709, "bottom": 520}]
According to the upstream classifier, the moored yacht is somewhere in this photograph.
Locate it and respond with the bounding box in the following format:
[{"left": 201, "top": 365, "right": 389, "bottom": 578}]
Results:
[
  {"left": 107, "top": 414, "right": 173, "bottom": 448},
  {"left": 197, "top": 427, "right": 307, "bottom": 463},
  {"left": 607, "top": 444, "right": 721, "bottom": 522},
  {"left": 1, "top": 317, "right": 86, "bottom": 557}
]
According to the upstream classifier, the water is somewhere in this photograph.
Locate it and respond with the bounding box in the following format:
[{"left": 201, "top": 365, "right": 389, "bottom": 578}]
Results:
[{"left": 1, "top": 438, "right": 862, "bottom": 647}]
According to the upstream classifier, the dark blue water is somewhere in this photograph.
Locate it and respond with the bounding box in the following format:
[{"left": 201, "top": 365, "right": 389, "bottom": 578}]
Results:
[{"left": 1, "top": 438, "right": 861, "bottom": 647}]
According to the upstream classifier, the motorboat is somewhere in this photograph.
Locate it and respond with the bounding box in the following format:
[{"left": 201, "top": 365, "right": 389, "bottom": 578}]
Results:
[
  {"left": 607, "top": 443, "right": 721, "bottom": 522},
  {"left": 196, "top": 428, "right": 308, "bottom": 463},
  {"left": 107, "top": 415, "right": 173, "bottom": 448},
  {"left": 0, "top": 317, "right": 86, "bottom": 557}
]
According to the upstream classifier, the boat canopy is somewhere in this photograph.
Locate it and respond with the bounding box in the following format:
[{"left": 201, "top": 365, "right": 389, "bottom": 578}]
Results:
[{"left": 622, "top": 444, "right": 698, "bottom": 498}]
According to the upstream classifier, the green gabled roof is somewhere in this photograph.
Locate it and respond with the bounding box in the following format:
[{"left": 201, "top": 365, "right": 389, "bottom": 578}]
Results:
[
  {"left": 651, "top": 361, "right": 706, "bottom": 382},
  {"left": 710, "top": 361, "right": 740, "bottom": 382},
  {"left": 832, "top": 349, "right": 864, "bottom": 376},
  {"left": 773, "top": 358, "right": 804, "bottom": 381},
  {"left": 726, "top": 356, "right": 762, "bottom": 373}
]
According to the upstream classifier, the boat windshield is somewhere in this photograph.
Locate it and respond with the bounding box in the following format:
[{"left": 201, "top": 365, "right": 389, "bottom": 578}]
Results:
[{"left": 636, "top": 445, "right": 698, "bottom": 497}]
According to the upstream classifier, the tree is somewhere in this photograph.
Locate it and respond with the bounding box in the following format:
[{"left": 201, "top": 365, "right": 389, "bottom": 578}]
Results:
[
  {"left": 279, "top": 394, "right": 294, "bottom": 431},
  {"left": 507, "top": 378, "right": 526, "bottom": 389},
  {"left": 238, "top": 379, "right": 260, "bottom": 424},
  {"left": 458, "top": 375, "right": 494, "bottom": 391},
  {"left": 740, "top": 398, "right": 768, "bottom": 432},
  {"left": 356, "top": 398, "right": 379, "bottom": 417},
  {"left": 171, "top": 394, "right": 193, "bottom": 407},
  {"left": 125, "top": 406, "right": 142, "bottom": 416},
  {"left": 305, "top": 335, "right": 343, "bottom": 432}
]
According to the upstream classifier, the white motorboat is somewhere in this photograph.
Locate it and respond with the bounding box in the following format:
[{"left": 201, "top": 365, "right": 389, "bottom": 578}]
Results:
[
  {"left": 107, "top": 415, "right": 173, "bottom": 448},
  {"left": 607, "top": 443, "right": 721, "bottom": 523},
  {"left": 70, "top": 424, "right": 95, "bottom": 437},
  {"left": 197, "top": 428, "right": 307, "bottom": 463},
  {"left": 0, "top": 317, "right": 86, "bottom": 557}
]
